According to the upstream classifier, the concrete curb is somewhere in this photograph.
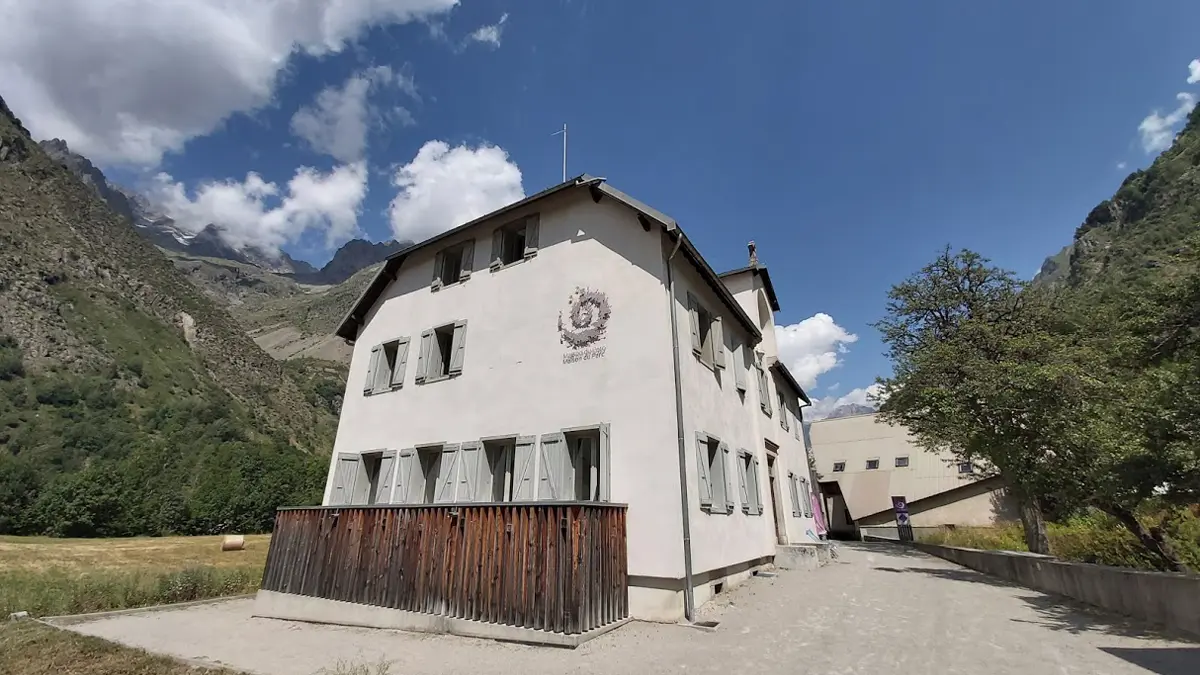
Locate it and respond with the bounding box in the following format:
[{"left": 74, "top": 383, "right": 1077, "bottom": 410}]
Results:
[{"left": 42, "top": 594, "right": 256, "bottom": 626}]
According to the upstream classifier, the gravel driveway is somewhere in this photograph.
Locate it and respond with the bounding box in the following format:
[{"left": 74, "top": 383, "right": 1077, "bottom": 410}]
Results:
[{"left": 59, "top": 543, "right": 1199, "bottom": 675}]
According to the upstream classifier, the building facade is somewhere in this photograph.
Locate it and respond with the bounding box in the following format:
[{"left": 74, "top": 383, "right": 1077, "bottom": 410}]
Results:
[
  {"left": 324, "top": 175, "right": 820, "bottom": 622},
  {"left": 809, "top": 412, "right": 1018, "bottom": 538}
]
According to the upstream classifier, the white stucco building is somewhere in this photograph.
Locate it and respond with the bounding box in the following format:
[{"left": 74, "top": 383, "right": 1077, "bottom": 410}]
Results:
[{"left": 324, "top": 175, "right": 821, "bottom": 622}]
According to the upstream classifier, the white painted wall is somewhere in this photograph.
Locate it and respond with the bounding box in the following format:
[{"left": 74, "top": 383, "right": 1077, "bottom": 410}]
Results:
[{"left": 329, "top": 190, "right": 683, "bottom": 582}]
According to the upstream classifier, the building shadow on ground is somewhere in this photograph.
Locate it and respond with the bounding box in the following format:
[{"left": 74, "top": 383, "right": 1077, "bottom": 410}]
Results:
[
  {"left": 871, "top": 563, "right": 1194, "bottom": 642},
  {"left": 1100, "top": 647, "right": 1200, "bottom": 675}
]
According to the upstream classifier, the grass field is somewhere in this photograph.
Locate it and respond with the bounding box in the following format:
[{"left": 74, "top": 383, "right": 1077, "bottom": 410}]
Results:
[
  {"left": 0, "top": 535, "right": 270, "bottom": 618},
  {"left": 0, "top": 620, "right": 241, "bottom": 675}
]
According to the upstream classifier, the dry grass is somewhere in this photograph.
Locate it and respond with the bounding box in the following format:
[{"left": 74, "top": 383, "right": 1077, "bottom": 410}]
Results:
[
  {"left": 0, "top": 535, "right": 270, "bottom": 618},
  {"left": 0, "top": 620, "right": 244, "bottom": 675},
  {"left": 0, "top": 535, "right": 270, "bottom": 573}
]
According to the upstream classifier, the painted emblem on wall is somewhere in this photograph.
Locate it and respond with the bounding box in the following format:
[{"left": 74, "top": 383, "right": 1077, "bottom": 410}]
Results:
[{"left": 559, "top": 287, "right": 610, "bottom": 363}]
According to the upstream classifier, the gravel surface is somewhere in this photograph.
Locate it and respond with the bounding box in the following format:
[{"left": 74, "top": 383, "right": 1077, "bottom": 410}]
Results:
[{"left": 61, "top": 543, "right": 1199, "bottom": 675}]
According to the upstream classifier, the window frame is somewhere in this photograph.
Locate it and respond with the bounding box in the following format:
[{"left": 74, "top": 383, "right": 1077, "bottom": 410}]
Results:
[
  {"left": 865, "top": 458, "right": 880, "bottom": 470},
  {"left": 832, "top": 461, "right": 846, "bottom": 473},
  {"left": 363, "top": 336, "right": 410, "bottom": 396},
  {"left": 430, "top": 238, "right": 475, "bottom": 291},
  {"left": 756, "top": 353, "right": 772, "bottom": 417},
  {"left": 489, "top": 214, "right": 540, "bottom": 271},
  {"left": 958, "top": 461, "right": 974, "bottom": 474},
  {"left": 416, "top": 320, "right": 467, "bottom": 384},
  {"left": 778, "top": 389, "right": 790, "bottom": 431},
  {"left": 895, "top": 455, "right": 910, "bottom": 468},
  {"left": 696, "top": 432, "right": 733, "bottom": 515},
  {"left": 737, "top": 449, "right": 763, "bottom": 516}
]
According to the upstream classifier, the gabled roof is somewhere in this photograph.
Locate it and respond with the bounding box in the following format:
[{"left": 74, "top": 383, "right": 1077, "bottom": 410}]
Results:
[
  {"left": 717, "top": 264, "right": 780, "bottom": 312},
  {"left": 335, "top": 175, "right": 762, "bottom": 343},
  {"left": 770, "top": 360, "right": 812, "bottom": 406}
]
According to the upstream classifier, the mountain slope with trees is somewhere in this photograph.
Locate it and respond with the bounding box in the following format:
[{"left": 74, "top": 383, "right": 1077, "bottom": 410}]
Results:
[{"left": 0, "top": 96, "right": 344, "bottom": 536}]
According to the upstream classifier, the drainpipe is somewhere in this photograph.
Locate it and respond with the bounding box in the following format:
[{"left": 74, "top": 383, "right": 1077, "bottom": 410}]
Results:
[{"left": 663, "top": 231, "right": 696, "bottom": 622}]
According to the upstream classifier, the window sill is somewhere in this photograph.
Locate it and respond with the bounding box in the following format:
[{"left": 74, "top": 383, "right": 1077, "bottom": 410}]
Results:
[
  {"left": 365, "top": 384, "right": 404, "bottom": 396},
  {"left": 489, "top": 255, "right": 532, "bottom": 273},
  {"left": 418, "top": 373, "right": 460, "bottom": 385},
  {"left": 431, "top": 278, "right": 469, "bottom": 292},
  {"left": 701, "top": 506, "right": 733, "bottom": 515}
]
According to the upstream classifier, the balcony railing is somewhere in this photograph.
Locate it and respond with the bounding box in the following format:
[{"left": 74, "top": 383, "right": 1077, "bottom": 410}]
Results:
[{"left": 260, "top": 502, "right": 628, "bottom": 635}]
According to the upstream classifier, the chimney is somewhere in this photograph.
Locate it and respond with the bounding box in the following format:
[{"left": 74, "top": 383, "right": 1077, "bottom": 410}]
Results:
[{"left": 747, "top": 241, "right": 758, "bottom": 267}]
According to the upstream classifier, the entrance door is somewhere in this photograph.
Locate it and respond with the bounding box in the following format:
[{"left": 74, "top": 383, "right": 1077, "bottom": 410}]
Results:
[{"left": 766, "top": 454, "right": 787, "bottom": 544}]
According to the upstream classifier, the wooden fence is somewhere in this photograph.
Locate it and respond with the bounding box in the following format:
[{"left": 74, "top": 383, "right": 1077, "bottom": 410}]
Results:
[{"left": 260, "top": 502, "right": 628, "bottom": 635}]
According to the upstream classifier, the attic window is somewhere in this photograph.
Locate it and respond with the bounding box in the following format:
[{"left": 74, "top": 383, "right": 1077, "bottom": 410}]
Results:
[
  {"left": 431, "top": 239, "right": 475, "bottom": 290},
  {"left": 491, "top": 215, "right": 540, "bottom": 269}
]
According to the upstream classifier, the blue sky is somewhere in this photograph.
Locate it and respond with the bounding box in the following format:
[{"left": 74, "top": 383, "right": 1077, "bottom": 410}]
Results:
[{"left": 3, "top": 0, "right": 1199, "bottom": 415}]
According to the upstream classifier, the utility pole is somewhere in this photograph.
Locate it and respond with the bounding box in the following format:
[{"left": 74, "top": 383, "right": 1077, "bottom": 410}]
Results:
[{"left": 551, "top": 123, "right": 567, "bottom": 182}]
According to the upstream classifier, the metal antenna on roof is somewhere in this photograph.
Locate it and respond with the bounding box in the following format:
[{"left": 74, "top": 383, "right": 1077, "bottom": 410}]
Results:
[{"left": 551, "top": 123, "right": 567, "bottom": 182}]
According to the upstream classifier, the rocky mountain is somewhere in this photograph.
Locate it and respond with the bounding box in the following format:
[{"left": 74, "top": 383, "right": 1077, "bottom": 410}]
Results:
[
  {"left": 37, "top": 139, "right": 317, "bottom": 275},
  {"left": 1035, "top": 105, "right": 1200, "bottom": 289},
  {"left": 291, "top": 238, "right": 410, "bottom": 285},
  {"left": 0, "top": 95, "right": 342, "bottom": 536},
  {"left": 822, "top": 403, "right": 878, "bottom": 419}
]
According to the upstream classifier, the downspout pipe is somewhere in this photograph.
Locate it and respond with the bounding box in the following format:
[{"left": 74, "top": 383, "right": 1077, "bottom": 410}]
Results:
[{"left": 663, "top": 231, "right": 696, "bottom": 622}]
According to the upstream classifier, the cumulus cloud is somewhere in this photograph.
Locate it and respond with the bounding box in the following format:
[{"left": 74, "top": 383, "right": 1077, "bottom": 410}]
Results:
[
  {"left": 1116, "top": 161, "right": 1127, "bottom": 170},
  {"left": 1188, "top": 59, "right": 1200, "bottom": 85},
  {"left": 774, "top": 314, "right": 858, "bottom": 390},
  {"left": 806, "top": 384, "right": 884, "bottom": 421},
  {"left": 148, "top": 162, "right": 368, "bottom": 254},
  {"left": 0, "top": 0, "right": 457, "bottom": 166},
  {"left": 388, "top": 141, "right": 524, "bottom": 242},
  {"left": 467, "top": 13, "right": 509, "bottom": 48},
  {"left": 290, "top": 66, "right": 406, "bottom": 162},
  {"left": 1138, "top": 92, "right": 1197, "bottom": 153}
]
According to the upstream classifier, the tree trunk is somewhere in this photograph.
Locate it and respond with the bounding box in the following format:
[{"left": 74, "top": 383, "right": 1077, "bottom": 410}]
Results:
[
  {"left": 1103, "top": 504, "right": 1195, "bottom": 575},
  {"left": 1018, "top": 497, "right": 1051, "bottom": 554}
]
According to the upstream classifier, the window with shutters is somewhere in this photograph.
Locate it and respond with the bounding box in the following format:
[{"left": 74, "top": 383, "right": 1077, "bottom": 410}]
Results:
[
  {"left": 481, "top": 438, "right": 516, "bottom": 501},
  {"left": 417, "top": 320, "right": 467, "bottom": 383},
  {"left": 787, "top": 471, "right": 802, "bottom": 517},
  {"left": 799, "top": 476, "right": 813, "bottom": 517},
  {"left": 364, "top": 337, "right": 410, "bottom": 395},
  {"left": 412, "top": 445, "right": 449, "bottom": 504},
  {"left": 565, "top": 429, "right": 601, "bottom": 501},
  {"left": 737, "top": 450, "right": 762, "bottom": 515},
  {"left": 490, "top": 215, "right": 538, "bottom": 269},
  {"left": 778, "top": 390, "right": 789, "bottom": 431},
  {"left": 696, "top": 433, "right": 731, "bottom": 514},
  {"left": 755, "top": 354, "right": 772, "bottom": 417},
  {"left": 431, "top": 239, "right": 475, "bottom": 291},
  {"left": 687, "top": 293, "right": 724, "bottom": 370}
]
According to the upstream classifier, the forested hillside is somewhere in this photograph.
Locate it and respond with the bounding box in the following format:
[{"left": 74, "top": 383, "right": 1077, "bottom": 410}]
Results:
[{"left": 0, "top": 96, "right": 343, "bottom": 537}]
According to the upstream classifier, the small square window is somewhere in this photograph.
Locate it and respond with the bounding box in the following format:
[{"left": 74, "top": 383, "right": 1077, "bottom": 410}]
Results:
[
  {"left": 865, "top": 458, "right": 880, "bottom": 470},
  {"left": 832, "top": 461, "right": 846, "bottom": 473},
  {"left": 895, "top": 456, "right": 910, "bottom": 468},
  {"left": 958, "top": 461, "right": 973, "bottom": 474}
]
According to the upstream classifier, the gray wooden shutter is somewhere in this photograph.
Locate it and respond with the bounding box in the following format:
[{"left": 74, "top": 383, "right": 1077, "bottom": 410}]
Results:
[
  {"left": 389, "top": 338, "right": 409, "bottom": 388},
  {"left": 430, "top": 250, "right": 444, "bottom": 291},
  {"left": 538, "top": 432, "right": 566, "bottom": 500},
  {"left": 801, "top": 478, "right": 813, "bottom": 517},
  {"left": 720, "top": 443, "right": 734, "bottom": 514},
  {"left": 459, "top": 442, "right": 482, "bottom": 501},
  {"left": 751, "top": 456, "right": 763, "bottom": 515},
  {"left": 734, "top": 343, "right": 747, "bottom": 392},
  {"left": 373, "top": 451, "right": 397, "bottom": 504},
  {"left": 394, "top": 450, "right": 415, "bottom": 503},
  {"left": 687, "top": 294, "right": 701, "bottom": 355},
  {"left": 788, "top": 472, "right": 801, "bottom": 516},
  {"left": 458, "top": 239, "right": 475, "bottom": 281},
  {"left": 350, "top": 456, "right": 371, "bottom": 505},
  {"left": 489, "top": 227, "right": 504, "bottom": 269},
  {"left": 329, "top": 454, "right": 359, "bottom": 506},
  {"left": 758, "top": 364, "right": 772, "bottom": 417},
  {"left": 364, "top": 345, "right": 381, "bottom": 395},
  {"left": 737, "top": 451, "right": 750, "bottom": 513},
  {"left": 448, "top": 320, "right": 467, "bottom": 375},
  {"left": 415, "top": 330, "right": 431, "bottom": 383},
  {"left": 435, "top": 444, "right": 460, "bottom": 503},
  {"left": 713, "top": 317, "right": 726, "bottom": 368},
  {"left": 598, "top": 423, "right": 610, "bottom": 502},
  {"left": 523, "top": 215, "right": 539, "bottom": 258},
  {"left": 513, "top": 436, "right": 536, "bottom": 500},
  {"left": 695, "top": 433, "right": 713, "bottom": 509}
]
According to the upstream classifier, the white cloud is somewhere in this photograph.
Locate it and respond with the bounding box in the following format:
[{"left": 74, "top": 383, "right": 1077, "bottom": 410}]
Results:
[
  {"left": 1188, "top": 59, "right": 1200, "bottom": 85},
  {"left": 148, "top": 162, "right": 367, "bottom": 254},
  {"left": 774, "top": 314, "right": 858, "bottom": 390},
  {"left": 806, "top": 384, "right": 884, "bottom": 421},
  {"left": 1116, "top": 161, "right": 1127, "bottom": 170},
  {"left": 1138, "top": 92, "right": 1197, "bottom": 153},
  {"left": 0, "top": 0, "right": 458, "bottom": 166},
  {"left": 290, "top": 66, "right": 408, "bottom": 162},
  {"left": 388, "top": 141, "right": 524, "bottom": 242},
  {"left": 467, "top": 13, "right": 509, "bottom": 48}
]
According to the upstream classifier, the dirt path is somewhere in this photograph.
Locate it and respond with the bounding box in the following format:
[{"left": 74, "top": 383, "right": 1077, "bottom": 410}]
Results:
[{"left": 60, "top": 543, "right": 1199, "bottom": 674}]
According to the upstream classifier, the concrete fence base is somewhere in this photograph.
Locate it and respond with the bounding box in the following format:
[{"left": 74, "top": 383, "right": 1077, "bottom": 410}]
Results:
[
  {"left": 775, "top": 543, "right": 832, "bottom": 571},
  {"left": 911, "top": 542, "right": 1200, "bottom": 639}
]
